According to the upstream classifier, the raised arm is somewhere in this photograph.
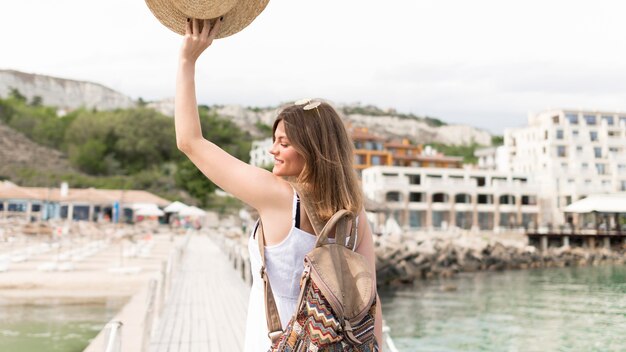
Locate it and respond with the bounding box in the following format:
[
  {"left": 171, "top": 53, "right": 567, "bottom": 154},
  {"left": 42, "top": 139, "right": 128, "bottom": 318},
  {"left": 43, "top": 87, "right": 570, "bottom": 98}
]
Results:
[{"left": 175, "top": 18, "right": 285, "bottom": 210}]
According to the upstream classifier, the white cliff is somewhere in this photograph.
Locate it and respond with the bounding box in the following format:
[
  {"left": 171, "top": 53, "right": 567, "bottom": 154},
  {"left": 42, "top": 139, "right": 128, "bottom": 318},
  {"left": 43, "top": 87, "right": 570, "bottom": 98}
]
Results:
[{"left": 0, "top": 70, "right": 135, "bottom": 111}]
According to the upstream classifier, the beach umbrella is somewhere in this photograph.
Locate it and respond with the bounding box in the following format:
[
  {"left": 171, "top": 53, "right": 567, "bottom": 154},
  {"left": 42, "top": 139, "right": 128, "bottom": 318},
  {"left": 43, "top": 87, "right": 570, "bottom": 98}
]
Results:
[
  {"left": 134, "top": 204, "right": 165, "bottom": 217},
  {"left": 164, "top": 201, "right": 187, "bottom": 213},
  {"left": 179, "top": 206, "right": 206, "bottom": 217}
]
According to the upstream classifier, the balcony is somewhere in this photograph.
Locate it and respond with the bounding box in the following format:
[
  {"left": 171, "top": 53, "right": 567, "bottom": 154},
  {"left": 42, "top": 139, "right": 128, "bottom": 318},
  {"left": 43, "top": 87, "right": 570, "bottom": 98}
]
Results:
[
  {"left": 422, "top": 178, "right": 477, "bottom": 191},
  {"left": 492, "top": 179, "right": 538, "bottom": 193},
  {"left": 381, "top": 176, "right": 409, "bottom": 190}
]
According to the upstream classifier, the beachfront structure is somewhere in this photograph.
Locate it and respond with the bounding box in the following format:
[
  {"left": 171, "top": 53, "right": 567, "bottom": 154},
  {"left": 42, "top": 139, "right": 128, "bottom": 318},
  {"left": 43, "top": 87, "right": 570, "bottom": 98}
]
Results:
[
  {"left": 527, "top": 193, "right": 626, "bottom": 250},
  {"left": 0, "top": 181, "right": 170, "bottom": 222},
  {"left": 361, "top": 166, "right": 540, "bottom": 232},
  {"left": 499, "top": 109, "right": 626, "bottom": 226}
]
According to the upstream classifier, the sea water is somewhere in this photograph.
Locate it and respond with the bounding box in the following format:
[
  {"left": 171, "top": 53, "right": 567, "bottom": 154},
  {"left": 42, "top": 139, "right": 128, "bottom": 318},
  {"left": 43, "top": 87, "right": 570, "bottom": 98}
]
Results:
[{"left": 380, "top": 265, "right": 626, "bottom": 352}]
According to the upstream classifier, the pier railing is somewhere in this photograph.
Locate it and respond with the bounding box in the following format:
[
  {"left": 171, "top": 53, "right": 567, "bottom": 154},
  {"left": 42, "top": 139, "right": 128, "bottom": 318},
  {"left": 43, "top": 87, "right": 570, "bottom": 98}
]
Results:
[
  {"left": 102, "top": 321, "right": 123, "bottom": 352},
  {"left": 86, "top": 229, "right": 193, "bottom": 352}
]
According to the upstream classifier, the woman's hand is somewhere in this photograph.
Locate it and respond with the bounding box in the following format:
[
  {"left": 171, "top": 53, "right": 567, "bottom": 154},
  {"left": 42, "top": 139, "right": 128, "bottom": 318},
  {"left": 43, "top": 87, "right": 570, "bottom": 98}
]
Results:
[{"left": 179, "top": 18, "right": 222, "bottom": 64}]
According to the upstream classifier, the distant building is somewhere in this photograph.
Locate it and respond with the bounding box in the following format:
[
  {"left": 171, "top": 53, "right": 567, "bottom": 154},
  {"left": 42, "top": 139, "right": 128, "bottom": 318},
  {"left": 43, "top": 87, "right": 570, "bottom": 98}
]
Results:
[
  {"left": 499, "top": 109, "right": 626, "bottom": 226},
  {"left": 249, "top": 138, "right": 273, "bottom": 169},
  {"left": 0, "top": 181, "right": 170, "bottom": 223},
  {"left": 351, "top": 127, "right": 393, "bottom": 176},
  {"left": 362, "top": 166, "right": 540, "bottom": 232},
  {"left": 474, "top": 146, "right": 509, "bottom": 171}
]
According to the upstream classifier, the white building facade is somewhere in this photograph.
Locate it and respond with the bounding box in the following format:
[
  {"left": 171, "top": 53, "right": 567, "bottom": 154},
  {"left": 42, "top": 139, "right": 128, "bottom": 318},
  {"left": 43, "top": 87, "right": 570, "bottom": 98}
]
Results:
[
  {"left": 362, "top": 166, "right": 540, "bottom": 232},
  {"left": 249, "top": 137, "right": 273, "bottom": 168},
  {"left": 501, "top": 109, "right": 626, "bottom": 226}
]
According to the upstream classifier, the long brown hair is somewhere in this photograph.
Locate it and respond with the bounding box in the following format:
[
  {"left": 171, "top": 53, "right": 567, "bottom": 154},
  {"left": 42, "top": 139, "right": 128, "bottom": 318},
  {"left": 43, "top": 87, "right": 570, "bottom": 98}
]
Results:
[{"left": 273, "top": 100, "right": 363, "bottom": 221}]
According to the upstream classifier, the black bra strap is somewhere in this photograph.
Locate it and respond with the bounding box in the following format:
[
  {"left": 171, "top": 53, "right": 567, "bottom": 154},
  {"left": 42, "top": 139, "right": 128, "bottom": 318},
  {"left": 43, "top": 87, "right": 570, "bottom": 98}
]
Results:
[{"left": 294, "top": 194, "right": 301, "bottom": 229}]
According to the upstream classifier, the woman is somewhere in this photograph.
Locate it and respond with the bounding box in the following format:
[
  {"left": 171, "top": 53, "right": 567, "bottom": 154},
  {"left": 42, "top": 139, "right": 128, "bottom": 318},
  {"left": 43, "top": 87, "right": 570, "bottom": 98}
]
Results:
[{"left": 176, "top": 18, "right": 383, "bottom": 350}]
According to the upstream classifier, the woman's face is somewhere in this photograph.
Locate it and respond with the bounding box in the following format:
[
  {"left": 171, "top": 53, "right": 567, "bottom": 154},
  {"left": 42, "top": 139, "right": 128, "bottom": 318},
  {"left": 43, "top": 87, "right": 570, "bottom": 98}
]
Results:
[{"left": 270, "top": 120, "right": 306, "bottom": 177}]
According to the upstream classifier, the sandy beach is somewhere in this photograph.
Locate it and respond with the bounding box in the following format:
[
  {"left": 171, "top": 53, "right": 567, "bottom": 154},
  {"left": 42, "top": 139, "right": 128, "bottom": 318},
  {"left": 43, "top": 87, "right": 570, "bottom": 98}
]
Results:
[{"left": 0, "top": 223, "right": 183, "bottom": 306}]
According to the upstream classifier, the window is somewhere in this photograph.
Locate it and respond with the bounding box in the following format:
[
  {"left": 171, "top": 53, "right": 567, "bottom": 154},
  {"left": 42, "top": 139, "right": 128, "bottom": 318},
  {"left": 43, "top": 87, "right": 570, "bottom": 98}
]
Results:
[
  {"left": 620, "top": 116, "right": 626, "bottom": 126},
  {"left": 385, "top": 192, "right": 401, "bottom": 202},
  {"left": 601, "top": 115, "right": 614, "bottom": 125},
  {"left": 407, "top": 174, "right": 420, "bottom": 185},
  {"left": 556, "top": 130, "right": 564, "bottom": 139},
  {"left": 521, "top": 195, "right": 537, "bottom": 205},
  {"left": 618, "top": 164, "right": 626, "bottom": 174},
  {"left": 477, "top": 194, "right": 493, "bottom": 204},
  {"left": 602, "top": 180, "right": 611, "bottom": 187},
  {"left": 499, "top": 194, "right": 516, "bottom": 205},
  {"left": 584, "top": 114, "right": 597, "bottom": 125},
  {"left": 594, "top": 147, "right": 602, "bottom": 158},
  {"left": 409, "top": 192, "right": 423, "bottom": 202},
  {"left": 8, "top": 203, "right": 27, "bottom": 212},
  {"left": 472, "top": 177, "right": 486, "bottom": 187},
  {"left": 595, "top": 163, "right": 606, "bottom": 175},
  {"left": 608, "top": 131, "right": 621, "bottom": 138},
  {"left": 455, "top": 194, "right": 471, "bottom": 203},
  {"left": 432, "top": 193, "right": 449, "bottom": 203},
  {"left": 557, "top": 146, "right": 567, "bottom": 157},
  {"left": 621, "top": 181, "right": 626, "bottom": 191},
  {"left": 32, "top": 204, "right": 41, "bottom": 212},
  {"left": 566, "top": 113, "right": 579, "bottom": 125},
  {"left": 572, "top": 130, "right": 579, "bottom": 138},
  {"left": 582, "top": 162, "right": 588, "bottom": 170},
  {"left": 576, "top": 146, "right": 583, "bottom": 155},
  {"left": 354, "top": 154, "right": 366, "bottom": 165},
  {"left": 371, "top": 155, "right": 382, "bottom": 165},
  {"left": 561, "top": 162, "right": 568, "bottom": 169},
  {"left": 590, "top": 131, "right": 598, "bottom": 141}
]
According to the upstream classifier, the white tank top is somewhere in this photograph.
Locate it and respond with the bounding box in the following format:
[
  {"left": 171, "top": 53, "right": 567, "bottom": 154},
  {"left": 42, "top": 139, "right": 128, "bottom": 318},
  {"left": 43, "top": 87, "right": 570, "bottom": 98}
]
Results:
[{"left": 243, "top": 190, "right": 358, "bottom": 351}]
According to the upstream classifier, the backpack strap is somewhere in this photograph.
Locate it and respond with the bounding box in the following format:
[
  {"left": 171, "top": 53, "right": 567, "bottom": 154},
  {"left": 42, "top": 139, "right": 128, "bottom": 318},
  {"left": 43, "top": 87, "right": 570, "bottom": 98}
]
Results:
[
  {"left": 315, "top": 209, "right": 353, "bottom": 248},
  {"left": 254, "top": 220, "right": 283, "bottom": 343},
  {"left": 289, "top": 181, "right": 357, "bottom": 249}
]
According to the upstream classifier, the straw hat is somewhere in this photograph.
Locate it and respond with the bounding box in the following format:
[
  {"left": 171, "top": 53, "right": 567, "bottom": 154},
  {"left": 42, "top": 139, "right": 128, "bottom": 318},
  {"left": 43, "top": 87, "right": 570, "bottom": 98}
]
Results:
[{"left": 145, "top": 0, "right": 269, "bottom": 38}]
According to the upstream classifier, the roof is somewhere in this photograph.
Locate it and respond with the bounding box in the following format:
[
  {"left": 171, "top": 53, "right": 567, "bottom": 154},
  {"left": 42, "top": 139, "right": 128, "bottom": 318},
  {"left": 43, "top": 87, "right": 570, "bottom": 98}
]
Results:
[
  {"left": 0, "top": 181, "right": 40, "bottom": 200},
  {"left": 384, "top": 139, "right": 420, "bottom": 149},
  {"left": 2, "top": 183, "right": 170, "bottom": 206},
  {"left": 393, "top": 155, "right": 463, "bottom": 162},
  {"left": 564, "top": 193, "right": 626, "bottom": 213},
  {"left": 350, "top": 128, "right": 385, "bottom": 141}
]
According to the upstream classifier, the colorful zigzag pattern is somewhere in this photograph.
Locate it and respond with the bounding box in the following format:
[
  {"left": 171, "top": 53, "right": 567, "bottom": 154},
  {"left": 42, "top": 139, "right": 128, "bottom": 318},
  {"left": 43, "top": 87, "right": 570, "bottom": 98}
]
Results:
[{"left": 270, "top": 280, "right": 379, "bottom": 352}]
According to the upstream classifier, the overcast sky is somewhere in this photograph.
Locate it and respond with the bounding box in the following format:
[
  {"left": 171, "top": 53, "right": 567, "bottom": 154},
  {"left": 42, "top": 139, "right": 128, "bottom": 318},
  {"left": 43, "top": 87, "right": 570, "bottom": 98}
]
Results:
[{"left": 2, "top": 0, "right": 626, "bottom": 133}]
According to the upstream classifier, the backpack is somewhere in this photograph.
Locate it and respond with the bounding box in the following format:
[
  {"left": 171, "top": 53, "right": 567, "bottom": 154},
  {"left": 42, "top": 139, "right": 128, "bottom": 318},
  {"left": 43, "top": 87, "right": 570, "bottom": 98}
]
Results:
[{"left": 255, "top": 190, "right": 379, "bottom": 351}]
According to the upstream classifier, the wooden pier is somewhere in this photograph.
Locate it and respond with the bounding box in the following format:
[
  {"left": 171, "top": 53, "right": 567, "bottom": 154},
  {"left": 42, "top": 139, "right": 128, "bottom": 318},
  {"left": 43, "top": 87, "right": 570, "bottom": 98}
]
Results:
[{"left": 149, "top": 234, "right": 249, "bottom": 352}]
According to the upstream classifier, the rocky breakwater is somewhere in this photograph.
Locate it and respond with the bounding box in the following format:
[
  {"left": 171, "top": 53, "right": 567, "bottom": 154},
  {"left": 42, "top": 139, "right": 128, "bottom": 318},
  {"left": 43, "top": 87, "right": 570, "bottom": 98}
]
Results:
[{"left": 375, "top": 232, "right": 626, "bottom": 285}]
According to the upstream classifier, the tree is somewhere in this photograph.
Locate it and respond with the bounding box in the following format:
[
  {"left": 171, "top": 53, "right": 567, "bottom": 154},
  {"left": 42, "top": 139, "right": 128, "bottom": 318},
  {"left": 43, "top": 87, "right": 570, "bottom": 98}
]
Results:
[
  {"left": 8, "top": 88, "right": 26, "bottom": 102},
  {"left": 69, "top": 140, "right": 109, "bottom": 174},
  {"left": 30, "top": 96, "right": 43, "bottom": 107}
]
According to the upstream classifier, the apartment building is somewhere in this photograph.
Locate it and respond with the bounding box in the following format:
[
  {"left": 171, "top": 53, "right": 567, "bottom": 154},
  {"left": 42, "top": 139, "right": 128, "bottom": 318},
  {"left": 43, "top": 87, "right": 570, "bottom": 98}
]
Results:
[
  {"left": 500, "top": 109, "right": 626, "bottom": 226},
  {"left": 351, "top": 127, "right": 393, "bottom": 175},
  {"left": 362, "top": 166, "right": 540, "bottom": 232}
]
